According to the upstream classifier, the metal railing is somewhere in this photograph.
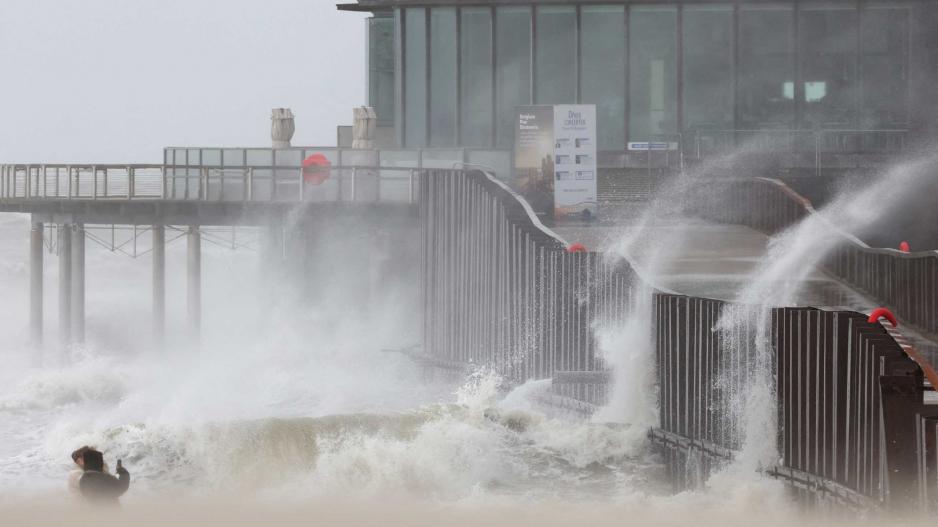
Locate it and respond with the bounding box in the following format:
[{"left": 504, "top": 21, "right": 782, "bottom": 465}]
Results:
[
  {"left": 421, "top": 169, "right": 938, "bottom": 509},
  {"left": 0, "top": 147, "right": 515, "bottom": 205},
  {"left": 0, "top": 163, "right": 423, "bottom": 205},
  {"left": 419, "top": 169, "right": 634, "bottom": 393},
  {"left": 689, "top": 129, "right": 909, "bottom": 176},
  {"left": 0, "top": 165, "right": 167, "bottom": 200},
  {"left": 163, "top": 146, "right": 512, "bottom": 203},
  {"left": 653, "top": 293, "right": 936, "bottom": 509},
  {"left": 691, "top": 177, "right": 938, "bottom": 337}
]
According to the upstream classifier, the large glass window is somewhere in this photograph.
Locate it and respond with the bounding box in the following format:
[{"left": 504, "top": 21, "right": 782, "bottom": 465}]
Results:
[
  {"left": 394, "top": 9, "right": 403, "bottom": 143},
  {"left": 581, "top": 5, "right": 626, "bottom": 150},
  {"left": 800, "top": 7, "right": 857, "bottom": 128},
  {"left": 495, "top": 7, "right": 532, "bottom": 148},
  {"left": 404, "top": 8, "right": 427, "bottom": 147},
  {"left": 683, "top": 6, "right": 734, "bottom": 132},
  {"left": 629, "top": 7, "right": 677, "bottom": 141},
  {"left": 535, "top": 6, "right": 576, "bottom": 105},
  {"left": 368, "top": 15, "right": 396, "bottom": 127},
  {"left": 738, "top": 7, "right": 794, "bottom": 128},
  {"left": 861, "top": 7, "right": 909, "bottom": 128},
  {"left": 429, "top": 8, "right": 457, "bottom": 146},
  {"left": 460, "top": 8, "right": 493, "bottom": 148}
]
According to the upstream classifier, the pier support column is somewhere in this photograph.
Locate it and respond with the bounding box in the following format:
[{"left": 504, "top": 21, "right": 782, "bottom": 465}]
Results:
[
  {"left": 30, "top": 218, "right": 43, "bottom": 349},
  {"left": 70, "top": 224, "right": 85, "bottom": 344},
  {"left": 262, "top": 220, "right": 285, "bottom": 266},
  {"left": 152, "top": 224, "right": 165, "bottom": 347},
  {"left": 260, "top": 219, "right": 286, "bottom": 299},
  {"left": 187, "top": 225, "right": 201, "bottom": 342},
  {"left": 58, "top": 224, "right": 72, "bottom": 347}
]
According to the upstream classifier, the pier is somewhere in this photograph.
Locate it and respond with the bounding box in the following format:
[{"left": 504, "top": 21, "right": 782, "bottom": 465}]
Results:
[{"left": 0, "top": 148, "right": 429, "bottom": 348}]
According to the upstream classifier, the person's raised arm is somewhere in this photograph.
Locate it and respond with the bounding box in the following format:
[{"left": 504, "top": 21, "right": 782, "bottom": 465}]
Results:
[{"left": 114, "top": 459, "right": 130, "bottom": 496}]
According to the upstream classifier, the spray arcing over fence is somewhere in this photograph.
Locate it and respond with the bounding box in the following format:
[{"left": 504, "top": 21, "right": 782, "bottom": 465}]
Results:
[{"left": 709, "top": 152, "right": 938, "bottom": 481}]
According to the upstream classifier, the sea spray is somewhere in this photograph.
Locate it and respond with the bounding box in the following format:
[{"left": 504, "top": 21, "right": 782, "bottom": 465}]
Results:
[
  {"left": 592, "top": 139, "right": 867, "bottom": 497},
  {"left": 591, "top": 282, "right": 656, "bottom": 434},
  {"left": 594, "top": 138, "right": 762, "bottom": 426},
  {"left": 709, "top": 149, "right": 938, "bottom": 483}
]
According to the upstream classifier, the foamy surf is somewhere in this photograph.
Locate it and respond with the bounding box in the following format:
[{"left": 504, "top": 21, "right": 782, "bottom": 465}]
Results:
[{"left": 2, "top": 365, "right": 663, "bottom": 503}]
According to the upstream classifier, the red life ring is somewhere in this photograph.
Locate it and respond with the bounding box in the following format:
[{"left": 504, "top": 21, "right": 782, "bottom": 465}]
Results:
[
  {"left": 867, "top": 307, "right": 898, "bottom": 327},
  {"left": 302, "top": 153, "right": 332, "bottom": 185}
]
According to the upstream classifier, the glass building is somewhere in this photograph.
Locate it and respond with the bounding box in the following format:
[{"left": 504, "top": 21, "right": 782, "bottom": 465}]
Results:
[{"left": 342, "top": 1, "right": 938, "bottom": 168}]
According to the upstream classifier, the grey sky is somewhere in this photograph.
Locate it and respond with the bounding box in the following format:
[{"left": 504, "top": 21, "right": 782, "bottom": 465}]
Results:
[{"left": 0, "top": 0, "right": 367, "bottom": 163}]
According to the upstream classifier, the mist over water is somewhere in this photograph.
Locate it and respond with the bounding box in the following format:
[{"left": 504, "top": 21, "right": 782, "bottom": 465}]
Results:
[{"left": 0, "top": 212, "right": 662, "bottom": 512}]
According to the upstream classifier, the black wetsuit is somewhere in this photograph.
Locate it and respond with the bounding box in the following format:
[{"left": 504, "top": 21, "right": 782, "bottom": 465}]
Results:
[
  {"left": 79, "top": 468, "right": 130, "bottom": 504},
  {"left": 78, "top": 450, "right": 130, "bottom": 505}
]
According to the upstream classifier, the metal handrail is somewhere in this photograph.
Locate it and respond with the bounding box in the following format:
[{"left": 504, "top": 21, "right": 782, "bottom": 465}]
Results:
[
  {"left": 755, "top": 177, "right": 938, "bottom": 257},
  {"left": 691, "top": 128, "right": 909, "bottom": 177},
  {"left": 0, "top": 163, "right": 426, "bottom": 205},
  {"left": 695, "top": 176, "right": 938, "bottom": 336},
  {"left": 0, "top": 145, "right": 516, "bottom": 204}
]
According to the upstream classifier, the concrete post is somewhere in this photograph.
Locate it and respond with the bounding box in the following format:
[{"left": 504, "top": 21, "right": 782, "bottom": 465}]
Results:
[
  {"left": 70, "top": 224, "right": 85, "bottom": 344},
  {"left": 187, "top": 225, "right": 201, "bottom": 341},
  {"left": 58, "top": 224, "right": 72, "bottom": 347},
  {"left": 152, "top": 224, "right": 165, "bottom": 346},
  {"left": 271, "top": 108, "right": 295, "bottom": 149},
  {"left": 30, "top": 219, "right": 43, "bottom": 348}
]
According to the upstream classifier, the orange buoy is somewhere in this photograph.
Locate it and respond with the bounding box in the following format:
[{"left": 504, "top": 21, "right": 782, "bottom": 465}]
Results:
[
  {"left": 899, "top": 241, "right": 910, "bottom": 253},
  {"left": 567, "top": 243, "right": 587, "bottom": 253},
  {"left": 868, "top": 307, "right": 898, "bottom": 327},
  {"left": 302, "top": 153, "right": 332, "bottom": 185}
]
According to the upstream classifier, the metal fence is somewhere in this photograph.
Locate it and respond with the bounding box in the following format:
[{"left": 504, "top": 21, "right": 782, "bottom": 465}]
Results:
[
  {"left": 694, "top": 129, "right": 908, "bottom": 156},
  {"left": 692, "top": 177, "right": 938, "bottom": 336},
  {"left": 0, "top": 163, "right": 422, "bottom": 204},
  {"left": 418, "top": 169, "right": 937, "bottom": 508},
  {"left": 0, "top": 165, "right": 167, "bottom": 200},
  {"left": 0, "top": 147, "right": 515, "bottom": 205},
  {"left": 419, "top": 169, "right": 634, "bottom": 395},
  {"left": 164, "top": 146, "right": 512, "bottom": 203},
  {"left": 689, "top": 129, "right": 909, "bottom": 177},
  {"left": 653, "top": 292, "right": 937, "bottom": 509}
]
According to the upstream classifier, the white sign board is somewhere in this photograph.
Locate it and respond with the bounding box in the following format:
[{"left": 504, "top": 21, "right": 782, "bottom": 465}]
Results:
[
  {"left": 552, "top": 105, "right": 598, "bottom": 220},
  {"left": 515, "top": 104, "right": 598, "bottom": 220}
]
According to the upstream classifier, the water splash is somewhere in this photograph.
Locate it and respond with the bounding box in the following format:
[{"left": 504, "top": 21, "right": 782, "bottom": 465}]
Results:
[{"left": 712, "top": 150, "right": 938, "bottom": 478}]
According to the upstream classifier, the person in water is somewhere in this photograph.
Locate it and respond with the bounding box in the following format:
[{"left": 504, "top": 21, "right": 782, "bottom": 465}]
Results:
[
  {"left": 68, "top": 446, "right": 95, "bottom": 497},
  {"left": 78, "top": 449, "right": 130, "bottom": 505},
  {"left": 68, "top": 446, "right": 114, "bottom": 497}
]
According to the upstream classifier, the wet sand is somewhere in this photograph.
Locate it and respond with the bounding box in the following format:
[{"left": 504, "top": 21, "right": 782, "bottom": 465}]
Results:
[{"left": 0, "top": 496, "right": 930, "bottom": 527}]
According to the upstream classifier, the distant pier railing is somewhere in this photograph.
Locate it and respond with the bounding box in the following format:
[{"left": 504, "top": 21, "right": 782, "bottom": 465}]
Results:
[
  {"left": 0, "top": 165, "right": 167, "bottom": 200},
  {"left": 0, "top": 162, "right": 420, "bottom": 204},
  {"left": 0, "top": 147, "right": 515, "bottom": 205}
]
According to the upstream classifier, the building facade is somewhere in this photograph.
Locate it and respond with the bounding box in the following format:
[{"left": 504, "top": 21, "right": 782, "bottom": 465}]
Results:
[{"left": 342, "top": 0, "right": 938, "bottom": 168}]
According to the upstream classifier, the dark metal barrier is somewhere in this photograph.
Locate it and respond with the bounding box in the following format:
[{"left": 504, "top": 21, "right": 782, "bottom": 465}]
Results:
[
  {"left": 419, "top": 169, "right": 634, "bottom": 402},
  {"left": 693, "top": 178, "right": 938, "bottom": 337},
  {"left": 419, "top": 169, "right": 938, "bottom": 510},
  {"left": 919, "top": 409, "right": 938, "bottom": 512},
  {"left": 654, "top": 291, "right": 936, "bottom": 509}
]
